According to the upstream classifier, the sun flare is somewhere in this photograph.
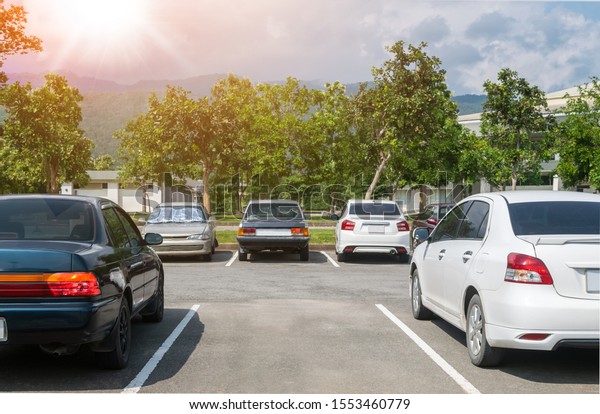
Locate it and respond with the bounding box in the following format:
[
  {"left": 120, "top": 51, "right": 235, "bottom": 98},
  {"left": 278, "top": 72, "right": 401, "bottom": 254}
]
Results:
[{"left": 57, "top": 0, "right": 148, "bottom": 43}]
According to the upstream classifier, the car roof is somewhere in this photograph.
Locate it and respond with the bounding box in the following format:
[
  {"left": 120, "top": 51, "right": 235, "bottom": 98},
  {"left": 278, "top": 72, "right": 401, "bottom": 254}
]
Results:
[
  {"left": 247, "top": 199, "right": 301, "bottom": 205},
  {"left": 0, "top": 193, "right": 109, "bottom": 204},
  {"left": 346, "top": 199, "right": 398, "bottom": 204},
  {"left": 156, "top": 202, "right": 204, "bottom": 207},
  {"left": 469, "top": 190, "right": 599, "bottom": 204}
]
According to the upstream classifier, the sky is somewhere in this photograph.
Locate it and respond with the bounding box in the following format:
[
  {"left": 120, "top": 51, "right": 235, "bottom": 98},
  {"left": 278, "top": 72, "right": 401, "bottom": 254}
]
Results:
[{"left": 3, "top": 0, "right": 600, "bottom": 95}]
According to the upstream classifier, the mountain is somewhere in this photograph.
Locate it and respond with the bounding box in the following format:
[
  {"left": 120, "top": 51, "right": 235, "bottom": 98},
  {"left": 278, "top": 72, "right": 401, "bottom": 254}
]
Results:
[{"left": 4, "top": 72, "right": 486, "bottom": 156}]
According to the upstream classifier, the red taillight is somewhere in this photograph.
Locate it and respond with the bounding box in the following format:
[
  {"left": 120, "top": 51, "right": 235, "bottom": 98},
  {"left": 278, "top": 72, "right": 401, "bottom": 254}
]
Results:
[
  {"left": 238, "top": 228, "right": 256, "bottom": 236},
  {"left": 291, "top": 227, "right": 309, "bottom": 236},
  {"left": 0, "top": 272, "right": 101, "bottom": 297},
  {"left": 341, "top": 220, "right": 355, "bottom": 231},
  {"left": 519, "top": 333, "right": 550, "bottom": 341},
  {"left": 505, "top": 253, "right": 553, "bottom": 285},
  {"left": 396, "top": 220, "right": 409, "bottom": 232}
]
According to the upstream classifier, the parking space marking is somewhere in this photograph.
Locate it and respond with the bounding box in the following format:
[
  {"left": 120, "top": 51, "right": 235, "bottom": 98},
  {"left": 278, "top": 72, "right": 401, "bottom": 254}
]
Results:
[
  {"left": 320, "top": 251, "right": 340, "bottom": 268},
  {"left": 122, "top": 304, "right": 201, "bottom": 394},
  {"left": 376, "top": 304, "right": 480, "bottom": 394},
  {"left": 225, "top": 251, "right": 238, "bottom": 267}
]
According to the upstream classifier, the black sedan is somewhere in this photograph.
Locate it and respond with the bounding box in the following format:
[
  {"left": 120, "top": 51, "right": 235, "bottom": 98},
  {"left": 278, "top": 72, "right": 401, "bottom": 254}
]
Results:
[
  {"left": 237, "top": 200, "right": 310, "bottom": 261},
  {"left": 0, "top": 195, "right": 164, "bottom": 369}
]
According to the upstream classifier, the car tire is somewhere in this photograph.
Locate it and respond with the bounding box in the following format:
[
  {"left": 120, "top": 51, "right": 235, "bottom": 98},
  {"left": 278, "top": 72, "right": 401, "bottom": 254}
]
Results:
[
  {"left": 336, "top": 252, "right": 347, "bottom": 262},
  {"left": 411, "top": 269, "right": 434, "bottom": 320},
  {"left": 142, "top": 273, "right": 164, "bottom": 323},
  {"left": 238, "top": 247, "right": 248, "bottom": 262},
  {"left": 300, "top": 245, "right": 309, "bottom": 261},
  {"left": 95, "top": 297, "right": 131, "bottom": 370},
  {"left": 397, "top": 253, "right": 410, "bottom": 263},
  {"left": 466, "top": 294, "right": 504, "bottom": 367}
]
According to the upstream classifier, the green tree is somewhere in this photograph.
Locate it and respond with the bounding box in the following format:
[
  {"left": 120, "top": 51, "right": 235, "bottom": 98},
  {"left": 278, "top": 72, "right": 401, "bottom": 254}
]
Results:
[
  {"left": 92, "top": 154, "right": 116, "bottom": 171},
  {"left": 352, "top": 41, "right": 461, "bottom": 199},
  {"left": 0, "top": 0, "right": 42, "bottom": 84},
  {"left": 477, "top": 68, "right": 555, "bottom": 190},
  {"left": 553, "top": 78, "right": 600, "bottom": 190},
  {"left": 1, "top": 74, "right": 92, "bottom": 193}
]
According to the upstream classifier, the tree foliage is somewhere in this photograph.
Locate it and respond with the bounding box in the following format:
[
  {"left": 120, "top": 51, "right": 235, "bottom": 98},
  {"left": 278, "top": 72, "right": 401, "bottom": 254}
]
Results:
[
  {"left": 351, "top": 41, "right": 462, "bottom": 199},
  {"left": 476, "top": 68, "right": 556, "bottom": 190},
  {"left": 553, "top": 78, "right": 600, "bottom": 190},
  {"left": 0, "top": 0, "right": 42, "bottom": 84},
  {"left": 1, "top": 74, "right": 92, "bottom": 193}
]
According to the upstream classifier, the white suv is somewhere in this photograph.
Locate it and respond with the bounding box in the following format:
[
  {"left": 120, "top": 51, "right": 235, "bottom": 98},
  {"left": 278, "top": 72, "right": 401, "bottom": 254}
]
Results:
[{"left": 332, "top": 199, "right": 410, "bottom": 262}]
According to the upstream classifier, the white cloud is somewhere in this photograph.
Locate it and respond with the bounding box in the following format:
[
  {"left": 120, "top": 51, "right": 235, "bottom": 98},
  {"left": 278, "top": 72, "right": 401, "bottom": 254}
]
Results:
[{"left": 5, "top": 0, "right": 599, "bottom": 94}]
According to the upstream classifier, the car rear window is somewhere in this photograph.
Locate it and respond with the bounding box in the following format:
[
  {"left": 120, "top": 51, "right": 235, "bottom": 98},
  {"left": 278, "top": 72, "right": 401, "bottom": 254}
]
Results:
[
  {"left": 350, "top": 202, "right": 402, "bottom": 219},
  {"left": 509, "top": 201, "right": 600, "bottom": 235},
  {"left": 244, "top": 203, "right": 303, "bottom": 221},
  {"left": 0, "top": 198, "right": 94, "bottom": 241}
]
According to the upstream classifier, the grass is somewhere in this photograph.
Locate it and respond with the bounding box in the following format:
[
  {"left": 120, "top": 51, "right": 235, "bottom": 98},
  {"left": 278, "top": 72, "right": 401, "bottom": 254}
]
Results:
[{"left": 216, "top": 228, "right": 335, "bottom": 244}]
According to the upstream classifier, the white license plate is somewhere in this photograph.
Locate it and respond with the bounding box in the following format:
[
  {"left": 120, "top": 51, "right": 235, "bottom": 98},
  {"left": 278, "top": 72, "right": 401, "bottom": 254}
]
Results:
[
  {"left": 368, "top": 225, "right": 385, "bottom": 234},
  {"left": 255, "top": 228, "right": 291, "bottom": 236},
  {"left": 0, "top": 317, "right": 7, "bottom": 342},
  {"left": 586, "top": 269, "right": 599, "bottom": 293}
]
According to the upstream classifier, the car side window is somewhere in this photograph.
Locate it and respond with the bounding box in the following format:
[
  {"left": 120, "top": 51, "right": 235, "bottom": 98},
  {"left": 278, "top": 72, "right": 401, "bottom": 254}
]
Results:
[
  {"left": 456, "top": 201, "right": 490, "bottom": 240},
  {"left": 431, "top": 202, "right": 470, "bottom": 242},
  {"left": 115, "top": 208, "right": 143, "bottom": 248},
  {"left": 102, "top": 208, "right": 130, "bottom": 248}
]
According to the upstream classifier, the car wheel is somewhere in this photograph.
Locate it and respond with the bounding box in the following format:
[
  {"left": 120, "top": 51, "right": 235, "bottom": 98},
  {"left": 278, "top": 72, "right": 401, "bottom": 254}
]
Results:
[
  {"left": 397, "top": 253, "right": 410, "bottom": 263},
  {"left": 143, "top": 273, "right": 164, "bottom": 323},
  {"left": 95, "top": 297, "right": 131, "bottom": 369},
  {"left": 238, "top": 247, "right": 248, "bottom": 262},
  {"left": 300, "top": 245, "right": 309, "bottom": 261},
  {"left": 466, "top": 294, "right": 504, "bottom": 367},
  {"left": 411, "top": 269, "right": 433, "bottom": 320},
  {"left": 336, "top": 252, "right": 347, "bottom": 262}
]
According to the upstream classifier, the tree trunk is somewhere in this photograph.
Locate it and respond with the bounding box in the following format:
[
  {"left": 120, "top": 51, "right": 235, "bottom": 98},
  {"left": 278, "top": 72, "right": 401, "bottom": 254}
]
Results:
[
  {"left": 46, "top": 158, "right": 60, "bottom": 194},
  {"left": 202, "top": 163, "right": 211, "bottom": 214},
  {"left": 365, "top": 151, "right": 391, "bottom": 200}
]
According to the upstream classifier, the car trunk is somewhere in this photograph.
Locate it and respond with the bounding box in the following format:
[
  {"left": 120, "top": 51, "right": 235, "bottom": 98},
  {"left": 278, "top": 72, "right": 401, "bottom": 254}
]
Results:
[{"left": 522, "top": 235, "right": 600, "bottom": 299}]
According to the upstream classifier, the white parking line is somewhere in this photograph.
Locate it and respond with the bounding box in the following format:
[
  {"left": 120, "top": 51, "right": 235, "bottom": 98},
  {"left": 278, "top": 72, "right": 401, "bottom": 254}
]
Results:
[
  {"left": 225, "top": 251, "right": 238, "bottom": 267},
  {"left": 320, "top": 251, "right": 340, "bottom": 268},
  {"left": 122, "top": 304, "right": 201, "bottom": 394},
  {"left": 376, "top": 304, "right": 480, "bottom": 394}
]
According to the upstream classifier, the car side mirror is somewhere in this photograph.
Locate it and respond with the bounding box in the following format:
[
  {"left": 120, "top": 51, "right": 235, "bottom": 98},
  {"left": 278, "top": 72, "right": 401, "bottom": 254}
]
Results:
[
  {"left": 145, "top": 233, "right": 163, "bottom": 245},
  {"left": 413, "top": 227, "right": 430, "bottom": 246},
  {"left": 208, "top": 216, "right": 216, "bottom": 223}
]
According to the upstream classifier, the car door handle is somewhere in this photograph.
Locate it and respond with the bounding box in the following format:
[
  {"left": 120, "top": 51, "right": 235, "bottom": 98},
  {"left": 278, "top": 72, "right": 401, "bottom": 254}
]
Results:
[
  {"left": 462, "top": 251, "right": 473, "bottom": 263},
  {"left": 438, "top": 249, "right": 446, "bottom": 260},
  {"left": 128, "top": 260, "right": 145, "bottom": 271}
]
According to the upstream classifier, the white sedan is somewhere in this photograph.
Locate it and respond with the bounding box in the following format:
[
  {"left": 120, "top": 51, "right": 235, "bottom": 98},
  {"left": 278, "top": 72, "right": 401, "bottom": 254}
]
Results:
[
  {"left": 333, "top": 199, "right": 410, "bottom": 263},
  {"left": 410, "top": 191, "right": 599, "bottom": 366}
]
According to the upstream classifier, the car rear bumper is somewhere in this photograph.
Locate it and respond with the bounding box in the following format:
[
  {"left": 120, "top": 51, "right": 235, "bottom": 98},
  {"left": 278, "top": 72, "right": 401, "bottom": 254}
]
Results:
[
  {"left": 237, "top": 236, "right": 310, "bottom": 252},
  {"left": 481, "top": 285, "right": 600, "bottom": 350},
  {"left": 337, "top": 233, "right": 410, "bottom": 255},
  {"left": 0, "top": 297, "right": 119, "bottom": 345}
]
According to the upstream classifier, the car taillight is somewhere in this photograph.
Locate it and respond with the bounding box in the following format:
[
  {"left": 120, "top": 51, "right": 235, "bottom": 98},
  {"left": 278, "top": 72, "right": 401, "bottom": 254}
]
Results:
[
  {"left": 291, "top": 228, "right": 309, "bottom": 236},
  {"left": 0, "top": 272, "right": 101, "bottom": 297},
  {"left": 396, "top": 220, "right": 409, "bottom": 232},
  {"left": 238, "top": 228, "right": 256, "bottom": 236},
  {"left": 505, "top": 253, "right": 553, "bottom": 285},
  {"left": 341, "top": 220, "right": 355, "bottom": 231}
]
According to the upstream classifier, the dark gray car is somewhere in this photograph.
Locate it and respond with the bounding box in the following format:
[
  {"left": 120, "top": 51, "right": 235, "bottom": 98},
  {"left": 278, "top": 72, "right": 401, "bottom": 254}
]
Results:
[{"left": 237, "top": 200, "right": 310, "bottom": 261}]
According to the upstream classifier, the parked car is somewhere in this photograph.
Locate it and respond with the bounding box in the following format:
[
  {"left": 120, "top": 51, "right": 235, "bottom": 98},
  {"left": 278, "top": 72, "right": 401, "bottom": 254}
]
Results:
[
  {"left": 410, "top": 191, "right": 600, "bottom": 367},
  {"left": 410, "top": 202, "right": 455, "bottom": 252},
  {"left": 141, "top": 202, "right": 218, "bottom": 261},
  {"left": 0, "top": 195, "right": 164, "bottom": 369},
  {"left": 237, "top": 200, "right": 310, "bottom": 261},
  {"left": 332, "top": 199, "right": 410, "bottom": 263}
]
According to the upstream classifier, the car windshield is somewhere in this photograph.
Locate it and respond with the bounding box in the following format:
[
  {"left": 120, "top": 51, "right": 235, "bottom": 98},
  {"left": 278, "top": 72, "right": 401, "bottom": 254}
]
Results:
[
  {"left": 509, "top": 201, "right": 600, "bottom": 235},
  {"left": 244, "top": 203, "right": 303, "bottom": 221},
  {"left": 148, "top": 205, "right": 206, "bottom": 223},
  {"left": 350, "top": 202, "right": 402, "bottom": 219},
  {"left": 0, "top": 198, "right": 94, "bottom": 241}
]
